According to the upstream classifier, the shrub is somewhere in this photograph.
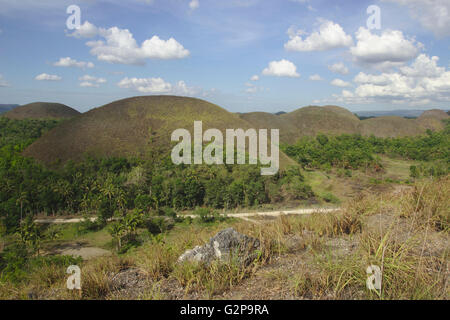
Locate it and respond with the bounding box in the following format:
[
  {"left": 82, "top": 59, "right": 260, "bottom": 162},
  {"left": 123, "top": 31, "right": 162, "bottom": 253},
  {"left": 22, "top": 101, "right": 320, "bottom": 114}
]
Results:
[{"left": 194, "top": 207, "right": 219, "bottom": 223}]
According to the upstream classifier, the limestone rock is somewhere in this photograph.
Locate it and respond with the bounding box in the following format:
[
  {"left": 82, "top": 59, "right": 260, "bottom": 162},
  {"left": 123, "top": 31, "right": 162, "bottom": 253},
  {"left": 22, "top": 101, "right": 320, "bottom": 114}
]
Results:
[{"left": 178, "top": 228, "right": 260, "bottom": 266}]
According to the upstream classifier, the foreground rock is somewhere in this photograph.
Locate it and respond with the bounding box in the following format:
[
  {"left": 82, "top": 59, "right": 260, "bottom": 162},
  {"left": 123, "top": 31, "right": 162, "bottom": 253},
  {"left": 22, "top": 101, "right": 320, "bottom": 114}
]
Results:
[{"left": 178, "top": 228, "right": 260, "bottom": 266}]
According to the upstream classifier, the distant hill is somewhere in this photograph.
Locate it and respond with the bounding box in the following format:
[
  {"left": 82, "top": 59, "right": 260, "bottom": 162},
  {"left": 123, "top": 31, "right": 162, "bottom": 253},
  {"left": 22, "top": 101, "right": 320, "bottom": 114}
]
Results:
[
  {"left": 240, "top": 106, "right": 449, "bottom": 144},
  {"left": 416, "top": 109, "right": 449, "bottom": 131},
  {"left": 0, "top": 104, "right": 19, "bottom": 114},
  {"left": 23, "top": 96, "right": 295, "bottom": 167},
  {"left": 241, "top": 105, "right": 361, "bottom": 144},
  {"left": 3, "top": 102, "right": 80, "bottom": 120}
]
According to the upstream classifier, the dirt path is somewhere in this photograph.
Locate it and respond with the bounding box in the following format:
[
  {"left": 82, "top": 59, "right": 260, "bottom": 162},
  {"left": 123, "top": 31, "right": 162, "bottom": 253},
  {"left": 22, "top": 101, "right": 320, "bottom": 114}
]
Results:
[{"left": 34, "top": 207, "right": 340, "bottom": 224}]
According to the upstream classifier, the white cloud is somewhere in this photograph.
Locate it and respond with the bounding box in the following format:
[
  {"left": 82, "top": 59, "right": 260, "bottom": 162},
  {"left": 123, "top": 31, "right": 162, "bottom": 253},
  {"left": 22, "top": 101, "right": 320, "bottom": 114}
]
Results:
[
  {"left": 35, "top": 73, "right": 61, "bottom": 81},
  {"left": 383, "top": 0, "right": 450, "bottom": 37},
  {"left": 336, "top": 54, "right": 450, "bottom": 105},
  {"left": 262, "top": 59, "right": 300, "bottom": 78},
  {"left": 353, "top": 72, "right": 391, "bottom": 86},
  {"left": 189, "top": 0, "right": 199, "bottom": 10},
  {"left": 250, "top": 75, "right": 259, "bottom": 81},
  {"left": 285, "top": 19, "right": 353, "bottom": 52},
  {"left": 53, "top": 57, "right": 94, "bottom": 69},
  {"left": 117, "top": 77, "right": 197, "bottom": 95},
  {"left": 244, "top": 82, "right": 264, "bottom": 93},
  {"left": 80, "top": 81, "right": 99, "bottom": 88},
  {"left": 67, "top": 21, "right": 98, "bottom": 38},
  {"left": 331, "top": 78, "right": 352, "bottom": 87},
  {"left": 0, "top": 74, "right": 9, "bottom": 87},
  {"left": 328, "top": 62, "right": 349, "bottom": 75},
  {"left": 399, "top": 54, "right": 445, "bottom": 78},
  {"left": 350, "top": 27, "right": 421, "bottom": 69},
  {"left": 68, "top": 22, "right": 190, "bottom": 65},
  {"left": 78, "top": 75, "right": 106, "bottom": 88},
  {"left": 309, "top": 74, "right": 323, "bottom": 81}
]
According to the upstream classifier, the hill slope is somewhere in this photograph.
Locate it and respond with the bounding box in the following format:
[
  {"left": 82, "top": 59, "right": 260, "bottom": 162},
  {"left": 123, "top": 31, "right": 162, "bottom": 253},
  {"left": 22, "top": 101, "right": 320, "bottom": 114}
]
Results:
[
  {"left": 23, "top": 96, "right": 295, "bottom": 167},
  {"left": 3, "top": 102, "right": 80, "bottom": 120}
]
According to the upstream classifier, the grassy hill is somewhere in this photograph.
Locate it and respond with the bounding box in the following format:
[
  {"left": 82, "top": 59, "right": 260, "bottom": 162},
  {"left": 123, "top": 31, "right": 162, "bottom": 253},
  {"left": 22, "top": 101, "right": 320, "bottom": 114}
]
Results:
[
  {"left": 23, "top": 96, "right": 295, "bottom": 167},
  {"left": 416, "top": 109, "right": 449, "bottom": 131},
  {"left": 241, "top": 106, "right": 362, "bottom": 144},
  {"left": 22, "top": 97, "right": 449, "bottom": 165},
  {"left": 3, "top": 102, "right": 80, "bottom": 120},
  {"left": 240, "top": 105, "right": 449, "bottom": 144}
]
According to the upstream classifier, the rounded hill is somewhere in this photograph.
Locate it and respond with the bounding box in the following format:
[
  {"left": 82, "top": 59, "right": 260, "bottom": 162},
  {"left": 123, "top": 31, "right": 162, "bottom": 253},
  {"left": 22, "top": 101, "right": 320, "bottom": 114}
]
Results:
[
  {"left": 417, "top": 109, "right": 449, "bottom": 131},
  {"left": 240, "top": 105, "right": 449, "bottom": 144},
  {"left": 23, "top": 96, "right": 295, "bottom": 167},
  {"left": 3, "top": 102, "right": 80, "bottom": 120}
]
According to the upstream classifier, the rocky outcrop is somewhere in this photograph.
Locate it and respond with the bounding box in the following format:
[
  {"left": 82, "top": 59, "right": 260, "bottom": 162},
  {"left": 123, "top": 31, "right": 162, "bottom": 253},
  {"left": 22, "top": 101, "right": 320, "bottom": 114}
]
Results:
[{"left": 178, "top": 228, "right": 260, "bottom": 266}]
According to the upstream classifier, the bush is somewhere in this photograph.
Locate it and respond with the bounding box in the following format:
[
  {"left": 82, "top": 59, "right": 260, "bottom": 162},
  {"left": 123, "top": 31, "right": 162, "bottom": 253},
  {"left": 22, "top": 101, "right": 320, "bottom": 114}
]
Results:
[
  {"left": 75, "top": 216, "right": 104, "bottom": 235},
  {"left": 321, "top": 192, "right": 340, "bottom": 204},
  {"left": 194, "top": 207, "right": 219, "bottom": 223},
  {"left": 146, "top": 216, "right": 174, "bottom": 234}
]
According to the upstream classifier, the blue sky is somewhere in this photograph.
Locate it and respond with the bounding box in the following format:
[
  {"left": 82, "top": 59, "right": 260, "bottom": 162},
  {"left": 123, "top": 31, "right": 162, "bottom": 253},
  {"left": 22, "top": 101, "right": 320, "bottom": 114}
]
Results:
[{"left": 0, "top": 0, "right": 449, "bottom": 113}]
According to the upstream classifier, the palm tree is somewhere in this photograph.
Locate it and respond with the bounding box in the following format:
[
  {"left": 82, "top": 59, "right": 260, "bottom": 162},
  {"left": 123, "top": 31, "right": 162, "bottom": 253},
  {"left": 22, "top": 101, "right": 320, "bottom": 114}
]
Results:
[
  {"left": 16, "top": 192, "right": 28, "bottom": 222},
  {"left": 101, "top": 178, "right": 117, "bottom": 209},
  {"left": 17, "top": 216, "right": 41, "bottom": 255},
  {"left": 108, "top": 222, "right": 125, "bottom": 251}
]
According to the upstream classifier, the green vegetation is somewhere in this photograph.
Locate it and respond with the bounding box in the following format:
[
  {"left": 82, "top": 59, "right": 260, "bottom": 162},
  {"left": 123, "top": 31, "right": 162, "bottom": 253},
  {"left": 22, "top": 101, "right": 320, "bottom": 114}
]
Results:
[
  {"left": 0, "top": 117, "right": 313, "bottom": 235},
  {"left": 0, "top": 117, "right": 60, "bottom": 148},
  {"left": 283, "top": 120, "right": 449, "bottom": 177}
]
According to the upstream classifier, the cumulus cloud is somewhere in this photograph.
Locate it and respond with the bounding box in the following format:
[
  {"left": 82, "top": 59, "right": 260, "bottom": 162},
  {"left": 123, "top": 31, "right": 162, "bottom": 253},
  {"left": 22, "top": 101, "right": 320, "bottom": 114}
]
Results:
[
  {"left": 399, "top": 54, "right": 445, "bottom": 78},
  {"left": 331, "top": 78, "right": 352, "bottom": 87},
  {"left": 250, "top": 75, "right": 259, "bottom": 81},
  {"left": 0, "top": 74, "right": 9, "bottom": 87},
  {"left": 78, "top": 75, "right": 106, "bottom": 88},
  {"left": 309, "top": 74, "right": 323, "bottom": 81},
  {"left": 118, "top": 77, "right": 197, "bottom": 95},
  {"left": 383, "top": 0, "right": 450, "bottom": 37},
  {"left": 67, "top": 21, "right": 99, "bottom": 38},
  {"left": 68, "top": 21, "right": 190, "bottom": 65},
  {"left": 53, "top": 57, "right": 94, "bottom": 69},
  {"left": 336, "top": 54, "right": 450, "bottom": 105},
  {"left": 262, "top": 59, "right": 300, "bottom": 78},
  {"left": 350, "top": 27, "right": 422, "bottom": 69},
  {"left": 35, "top": 73, "right": 62, "bottom": 81},
  {"left": 328, "top": 62, "right": 349, "bottom": 75},
  {"left": 285, "top": 19, "right": 353, "bottom": 52}
]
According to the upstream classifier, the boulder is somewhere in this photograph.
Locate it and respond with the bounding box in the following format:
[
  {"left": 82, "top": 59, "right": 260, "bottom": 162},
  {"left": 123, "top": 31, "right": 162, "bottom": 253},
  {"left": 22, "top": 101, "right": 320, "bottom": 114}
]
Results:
[{"left": 178, "top": 228, "right": 260, "bottom": 266}]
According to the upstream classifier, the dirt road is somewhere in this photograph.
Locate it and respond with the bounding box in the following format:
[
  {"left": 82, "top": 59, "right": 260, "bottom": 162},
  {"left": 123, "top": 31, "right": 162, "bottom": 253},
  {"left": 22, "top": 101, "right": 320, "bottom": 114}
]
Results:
[{"left": 34, "top": 207, "right": 340, "bottom": 224}]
